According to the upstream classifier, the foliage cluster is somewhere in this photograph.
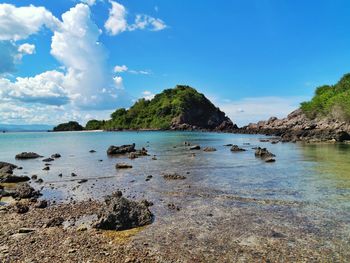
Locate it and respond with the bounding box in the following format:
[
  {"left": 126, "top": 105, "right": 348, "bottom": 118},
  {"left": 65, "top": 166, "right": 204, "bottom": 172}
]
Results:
[{"left": 301, "top": 73, "right": 350, "bottom": 121}]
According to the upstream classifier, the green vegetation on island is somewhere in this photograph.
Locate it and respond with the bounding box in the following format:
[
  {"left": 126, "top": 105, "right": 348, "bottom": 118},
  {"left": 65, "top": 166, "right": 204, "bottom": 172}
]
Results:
[
  {"left": 301, "top": 73, "right": 350, "bottom": 121},
  {"left": 53, "top": 121, "right": 84, "bottom": 132},
  {"left": 86, "top": 85, "right": 231, "bottom": 130}
]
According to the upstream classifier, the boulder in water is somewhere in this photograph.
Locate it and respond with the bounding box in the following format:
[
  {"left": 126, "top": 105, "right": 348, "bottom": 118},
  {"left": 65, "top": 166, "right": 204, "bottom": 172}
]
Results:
[
  {"left": 107, "top": 144, "right": 136, "bottom": 155},
  {"left": 15, "top": 152, "right": 42, "bottom": 159}
]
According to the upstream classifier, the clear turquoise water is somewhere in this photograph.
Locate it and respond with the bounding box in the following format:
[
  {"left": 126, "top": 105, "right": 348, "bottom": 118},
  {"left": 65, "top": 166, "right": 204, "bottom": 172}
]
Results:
[{"left": 1, "top": 131, "right": 350, "bottom": 224}]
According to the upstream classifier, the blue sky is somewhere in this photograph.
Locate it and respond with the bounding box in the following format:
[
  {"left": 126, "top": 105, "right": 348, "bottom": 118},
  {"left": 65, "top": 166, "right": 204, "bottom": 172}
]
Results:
[{"left": 1, "top": 0, "right": 350, "bottom": 126}]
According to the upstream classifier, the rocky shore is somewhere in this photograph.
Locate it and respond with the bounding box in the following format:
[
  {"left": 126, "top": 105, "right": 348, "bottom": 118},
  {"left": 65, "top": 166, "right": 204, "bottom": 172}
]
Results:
[
  {"left": 231, "top": 109, "right": 350, "bottom": 143},
  {"left": 1, "top": 139, "right": 349, "bottom": 262}
]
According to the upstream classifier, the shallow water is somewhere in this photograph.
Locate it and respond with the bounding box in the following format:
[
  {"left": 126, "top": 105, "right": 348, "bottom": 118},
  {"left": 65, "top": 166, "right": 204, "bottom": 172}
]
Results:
[{"left": 1, "top": 131, "right": 350, "bottom": 259}]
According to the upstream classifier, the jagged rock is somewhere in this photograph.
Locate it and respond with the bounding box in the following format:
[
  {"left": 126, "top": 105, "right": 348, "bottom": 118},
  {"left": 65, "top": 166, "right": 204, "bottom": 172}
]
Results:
[
  {"left": 255, "top": 147, "right": 276, "bottom": 160},
  {"left": 128, "top": 148, "right": 148, "bottom": 159},
  {"left": 107, "top": 144, "right": 136, "bottom": 155},
  {"left": 35, "top": 200, "right": 48, "bottom": 209},
  {"left": 46, "top": 217, "right": 64, "bottom": 227},
  {"left": 12, "top": 183, "right": 41, "bottom": 199},
  {"left": 15, "top": 152, "right": 42, "bottom": 159},
  {"left": 93, "top": 192, "right": 153, "bottom": 231},
  {"left": 42, "top": 166, "right": 50, "bottom": 171},
  {"left": 230, "top": 145, "right": 246, "bottom": 152},
  {"left": 203, "top": 147, "right": 217, "bottom": 152},
  {"left": 0, "top": 162, "right": 29, "bottom": 183},
  {"left": 42, "top": 158, "right": 54, "bottom": 162},
  {"left": 215, "top": 120, "right": 238, "bottom": 131},
  {"left": 15, "top": 203, "right": 29, "bottom": 214},
  {"left": 0, "top": 162, "right": 17, "bottom": 174},
  {"left": 0, "top": 174, "right": 30, "bottom": 183},
  {"left": 89, "top": 150, "right": 96, "bottom": 153}
]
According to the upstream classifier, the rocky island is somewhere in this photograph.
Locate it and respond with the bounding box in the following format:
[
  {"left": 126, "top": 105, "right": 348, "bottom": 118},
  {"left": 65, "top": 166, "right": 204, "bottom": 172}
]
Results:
[
  {"left": 53, "top": 121, "right": 84, "bottom": 132},
  {"left": 85, "top": 85, "right": 236, "bottom": 131}
]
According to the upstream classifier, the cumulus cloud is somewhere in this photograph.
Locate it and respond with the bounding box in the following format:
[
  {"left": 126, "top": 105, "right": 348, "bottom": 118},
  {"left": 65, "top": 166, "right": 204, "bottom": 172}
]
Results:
[
  {"left": 142, "top": 90, "right": 155, "bottom": 100},
  {"left": 49, "top": 3, "right": 129, "bottom": 109},
  {"left": 218, "top": 96, "right": 306, "bottom": 127},
  {"left": 0, "top": 3, "right": 60, "bottom": 41},
  {"left": 104, "top": 1, "right": 128, "bottom": 35},
  {"left": 0, "top": 70, "right": 69, "bottom": 105},
  {"left": 18, "top": 43, "right": 35, "bottom": 55},
  {"left": 113, "top": 76, "right": 123, "bottom": 89},
  {"left": 130, "top": 15, "right": 167, "bottom": 31},
  {"left": 113, "top": 64, "right": 151, "bottom": 75},
  {"left": 0, "top": 1, "right": 164, "bottom": 123},
  {"left": 114, "top": 65, "right": 128, "bottom": 73},
  {"left": 105, "top": 1, "right": 167, "bottom": 36}
]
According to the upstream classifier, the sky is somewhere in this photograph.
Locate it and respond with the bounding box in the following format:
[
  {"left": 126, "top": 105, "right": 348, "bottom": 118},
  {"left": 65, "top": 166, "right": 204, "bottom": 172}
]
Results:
[{"left": 1, "top": 0, "right": 350, "bottom": 126}]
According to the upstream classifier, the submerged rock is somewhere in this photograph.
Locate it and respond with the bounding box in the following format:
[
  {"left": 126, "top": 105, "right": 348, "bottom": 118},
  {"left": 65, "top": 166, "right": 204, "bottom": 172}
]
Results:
[
  {"left": 15, "top": 152, "right": 42, "bottom": 159},
  {"left": 190, "top": 145, "right": 201, "bottom": 150},
  {"left": 93, "top": 192, "right": 153, "bottom": 231},
  {"left": 203, "top": 147, "right": 217, "bottom": 152},
  {"left": 42, "top": 158, "right": 54, "bottom": 162},
  {"left": 107, "top": 144, "right": 136, "bottom": 155},
  {"left": 51, "top": 153, "right": 61, "bottom": 158},
  {"left": 230, "top": 145, "right": 246, "bottom": 152},
  {"left": 163, "top": 173, "right": 186, "bottom": 180},
  {"left": 116, "top": 163, "right": 133, "bottom": 169}
]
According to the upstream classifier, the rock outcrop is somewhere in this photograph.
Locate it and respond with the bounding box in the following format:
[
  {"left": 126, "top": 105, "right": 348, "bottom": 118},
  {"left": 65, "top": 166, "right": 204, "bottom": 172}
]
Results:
[
  {"left": 15, "top": 152, "right": 42, "bottom": 159},
  {"left": 0, "top": 162, "right": 30, "bottom": 183},
  {"left": 93, "top": 192, "right": 153, "bottom": 231},
  {"left": 236, "top": 109, "right": 350, "bottom": 142}
]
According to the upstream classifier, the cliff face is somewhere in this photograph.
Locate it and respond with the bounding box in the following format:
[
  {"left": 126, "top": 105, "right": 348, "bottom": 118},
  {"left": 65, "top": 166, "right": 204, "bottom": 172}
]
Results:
[{"left": 100, "top": 85, "right": 236, "bottom": 131}]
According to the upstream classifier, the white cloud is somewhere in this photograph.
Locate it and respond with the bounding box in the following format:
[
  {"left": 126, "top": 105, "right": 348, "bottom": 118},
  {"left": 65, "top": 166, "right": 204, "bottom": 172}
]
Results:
[
  {"left": 0, "top": 70, "right": 70, "bottom": 106},
  {"left": 50, "top": 3, "right": 128, "bottom": 109},
  {"left": 218, "top": 96, "right": 306, "bottom": 127},
  {"left": 129, "top": 69, "right": 151, "bottom": 75},
  {"left": 130, "top": 15, "right": 167, "bottom": 31},
  {"left": 114, "top": 64, "right": 128, "bottom": 73},
  {"left": 142, "top": 90, "right": 155, "bottom": 100},
  {"left": 18, "top": 43, "right": 35, "bottom": 55},
  {"left": 104, "top": 1, "right": 128, "bottom": 35},
  {"left": 113, "top": 76, "right": 123, "bottom": 89},
  {"left": 0, "top": 3, "right": 60, "bottom": 41},
  {"left": 105, "top": 1, "right": 167, "bottom": 36},
  {"left": 113, "top": 64, "right": 151, "bottom": 75}
]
